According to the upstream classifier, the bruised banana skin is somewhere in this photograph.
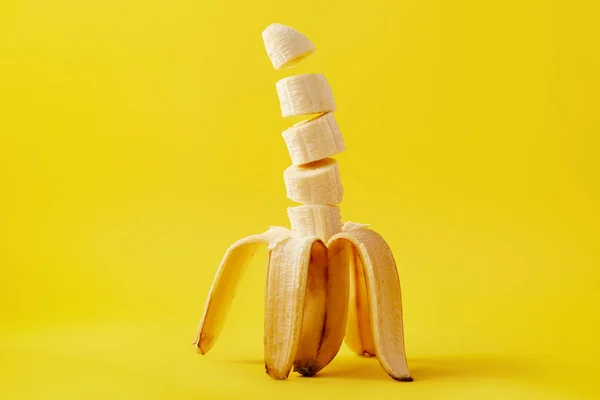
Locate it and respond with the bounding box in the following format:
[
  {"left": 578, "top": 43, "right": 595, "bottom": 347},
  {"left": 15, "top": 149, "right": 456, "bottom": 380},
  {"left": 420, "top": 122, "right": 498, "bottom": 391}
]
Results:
[
  {"left": 329, "top": 223, "right": 412, "bottom": 382},
  {"left": 194, "top": 226, "right": 291, "bottom": 354},
  {"left": 292, "top": 240, "right": 328, "bottom": 376},
  {"left": 292, "top": 234, "right": 350, "bottom": 376}
]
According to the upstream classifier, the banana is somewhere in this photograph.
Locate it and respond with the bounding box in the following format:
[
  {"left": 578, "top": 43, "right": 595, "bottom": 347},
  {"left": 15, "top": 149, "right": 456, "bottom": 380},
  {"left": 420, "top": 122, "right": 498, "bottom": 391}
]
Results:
[
  {"left": 192, "top": 22, "right": 412, "bottom": 382},
  {"left": 284, "top": 158, "right": 344, "bottom": 205},
  {"left": 288, "top": 204, "right": 342, "bottom": 243},
  {"left": 277, "top": 74, "right": 336, "bottom": 117},
  {"left": 262, "top": 23, "right": 316, "bottom": 70},
  {"left": 282, "top": 112, "right": 345, "bottom": 165}
]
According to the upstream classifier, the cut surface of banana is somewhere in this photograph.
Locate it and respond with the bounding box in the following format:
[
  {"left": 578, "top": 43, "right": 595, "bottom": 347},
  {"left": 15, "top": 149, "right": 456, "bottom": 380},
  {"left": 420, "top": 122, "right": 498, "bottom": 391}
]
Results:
[
  {"left": 282, "top": 112, "right": 345, "bottom": 165},
  {"left": 262, "top": 23, "right": 316, "bottom": 70},
  {"left": 284, "top": 158, "right": 343, "bottom": 205},
  {"left": 277, "top": 74, "right": 336, "bottom": 117}
]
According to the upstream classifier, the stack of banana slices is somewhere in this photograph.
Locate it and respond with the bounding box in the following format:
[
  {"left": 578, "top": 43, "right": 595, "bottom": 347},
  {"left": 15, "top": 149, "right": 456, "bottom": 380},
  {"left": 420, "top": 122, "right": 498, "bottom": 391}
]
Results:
[{"left": 193, "top": 23, "right": 412, "bottom": 382}]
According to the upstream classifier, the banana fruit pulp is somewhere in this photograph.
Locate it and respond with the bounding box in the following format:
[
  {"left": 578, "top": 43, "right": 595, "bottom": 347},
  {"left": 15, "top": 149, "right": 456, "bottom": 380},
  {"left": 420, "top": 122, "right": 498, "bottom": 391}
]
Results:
[{"left": 193, "top": 23, "right": 412, "bottom": 382}]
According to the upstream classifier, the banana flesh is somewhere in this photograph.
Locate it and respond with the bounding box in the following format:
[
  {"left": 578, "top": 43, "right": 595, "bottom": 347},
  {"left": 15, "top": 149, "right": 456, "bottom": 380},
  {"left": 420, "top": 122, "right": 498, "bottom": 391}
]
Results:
[
  {"left": 292, "top": 238, "right": 329, "bottom": 376},
  {"left": 277, "top": 74, "right": 336, "bottom": 117},
  {"left": 287, "top": 205, "right": 342, "bottom": 243},
  {"left": 282, "top": 112, "right": 345, "bottom": 165},
  {"left": 284, "top": 158, "right": 344, "bottom": 205},
  {"left": 262, "top": 23, "right": 316, "bottom": 70},
  {"left": 193, "top": 22, "right": 412, "bottom": 382}
]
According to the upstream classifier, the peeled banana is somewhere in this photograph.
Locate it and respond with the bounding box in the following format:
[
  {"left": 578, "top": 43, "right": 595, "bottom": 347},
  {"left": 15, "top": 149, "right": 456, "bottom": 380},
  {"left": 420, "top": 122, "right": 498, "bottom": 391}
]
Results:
[{"left": 193, "top": 22, "right": 412, "bottom": 382}]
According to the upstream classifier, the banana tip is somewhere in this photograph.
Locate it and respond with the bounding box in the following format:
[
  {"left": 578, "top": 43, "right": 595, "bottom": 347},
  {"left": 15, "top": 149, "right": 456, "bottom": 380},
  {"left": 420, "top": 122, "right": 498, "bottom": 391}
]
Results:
[{"left": 393, "top": 376, "right": 414, "bottom": 382}]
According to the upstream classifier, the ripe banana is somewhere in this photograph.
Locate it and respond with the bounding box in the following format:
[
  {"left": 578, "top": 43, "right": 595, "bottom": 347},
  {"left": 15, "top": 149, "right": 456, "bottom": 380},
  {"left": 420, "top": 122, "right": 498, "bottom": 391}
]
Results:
[{"left": 192, "top": 22, "right": 412, "bottom": 382}]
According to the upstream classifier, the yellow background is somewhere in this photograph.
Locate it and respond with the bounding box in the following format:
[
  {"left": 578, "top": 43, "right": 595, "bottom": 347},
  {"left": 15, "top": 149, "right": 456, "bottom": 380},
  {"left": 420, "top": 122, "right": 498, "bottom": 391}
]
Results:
[{"left": 1, "top": 0, "right": 598, "bottom": 398}]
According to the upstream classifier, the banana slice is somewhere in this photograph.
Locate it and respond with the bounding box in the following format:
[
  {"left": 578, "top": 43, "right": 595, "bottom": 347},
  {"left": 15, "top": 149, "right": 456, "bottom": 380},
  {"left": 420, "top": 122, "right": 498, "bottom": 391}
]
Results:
[
  {"left": 282, "top": 113, "right": 346, "bottom": 165},
  {"left": 277, "top": 74, "right": 336, "bottom": 117},
  {"left": 328, "top": 223, "right": 413, "bottom": 381},
  {"left": 193, "top": 226, "right": 291, "bottom": 354},
  {"left": 288, "top": 204, "right": 342, "bottom": 243},
  {"left": 262, "top": 23, "right": 316, "bottom": 70},
  {"left": 284, "top": 158, "right": 343, "bottom": 205}
]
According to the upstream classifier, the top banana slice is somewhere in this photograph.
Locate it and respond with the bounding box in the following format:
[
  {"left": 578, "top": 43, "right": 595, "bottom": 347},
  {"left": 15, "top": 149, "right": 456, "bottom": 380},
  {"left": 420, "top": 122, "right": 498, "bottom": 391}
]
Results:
[{"left": 262, "top": 23, "right": 316, "bottom": 70}]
